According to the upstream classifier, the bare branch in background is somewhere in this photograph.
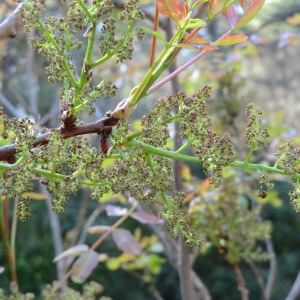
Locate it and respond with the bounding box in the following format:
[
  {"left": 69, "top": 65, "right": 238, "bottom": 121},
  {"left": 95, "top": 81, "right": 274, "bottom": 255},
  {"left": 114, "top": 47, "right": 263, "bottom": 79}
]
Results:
[
  {"left": 41, "top": 184, "right": 66, "bottom": 289},
  {"left": 285, "top": 269, "right": 300, "bottom": 300},
  {"left": 0, "top": 4, "right": 23, "bottom": 40},
  {"left": 265, "top": 238, "right": 276, "bottom": 300},
  {"left": 232, "top": 262, "right": 249, "bottom": 300},
  {"left": 145, "top": 204, "right": 212, "bottom": 300},
  {"left": 26, "top": 31, "right": 40, "bottom": 122},
  {"left": 0, "top": 92, "right": 23, "bottom": 118}
]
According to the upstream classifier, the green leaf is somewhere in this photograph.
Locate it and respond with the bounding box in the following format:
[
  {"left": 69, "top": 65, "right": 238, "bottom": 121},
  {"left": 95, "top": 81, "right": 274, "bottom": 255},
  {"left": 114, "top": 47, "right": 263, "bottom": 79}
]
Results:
[
  {"left": 141, "top": 27, "right": 167, "bottom": 44},
  {"left": 185, "top": 18, "right": 206, "bottom": 29},
  {"left": 215, "top": 34, "right": 248, "bottom": 45},
  {"left": 157, "top": 0, "right": 185, "bottom": 25},
  {"left": 147, "top": 255, "right": 166, "bottom": 274},
  {"left": 192, "top": 0, "right": 209, "bottom": 9},
  {"left": 234, "top": 0, "right": 265, "bottom": 31}
]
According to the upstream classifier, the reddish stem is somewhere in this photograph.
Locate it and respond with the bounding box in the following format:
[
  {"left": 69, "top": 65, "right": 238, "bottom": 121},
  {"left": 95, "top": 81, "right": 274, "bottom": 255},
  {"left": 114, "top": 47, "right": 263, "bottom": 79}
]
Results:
[{"left": 149, "top": 3, "right": 159, "bottom": 68}]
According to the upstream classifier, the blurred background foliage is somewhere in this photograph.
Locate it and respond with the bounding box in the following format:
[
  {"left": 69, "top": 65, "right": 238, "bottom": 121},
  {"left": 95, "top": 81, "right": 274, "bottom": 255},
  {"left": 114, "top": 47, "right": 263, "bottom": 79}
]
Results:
[{"left": 1, "top": 0, "right": 300, "bottom": 299}]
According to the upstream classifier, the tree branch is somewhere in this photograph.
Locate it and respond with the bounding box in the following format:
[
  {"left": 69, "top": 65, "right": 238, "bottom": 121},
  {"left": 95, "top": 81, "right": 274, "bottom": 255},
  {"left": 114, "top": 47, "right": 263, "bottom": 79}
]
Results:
[
  {"left": 0, "top": 4, "right": 23, "bottom": 40},
  {"left": 0, "top": 113, "right": 119, "bottom": 161},
  {"left": 285, "top": 268, "right": 300, "bottom": 300},
  {"left": 232, "top": 262, "right": 249, "bottom": 300}
]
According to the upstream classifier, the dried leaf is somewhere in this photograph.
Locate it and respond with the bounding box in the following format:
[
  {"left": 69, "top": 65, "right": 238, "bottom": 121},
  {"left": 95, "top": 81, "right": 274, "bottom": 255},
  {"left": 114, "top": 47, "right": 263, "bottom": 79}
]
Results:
[
  {"left": 53, "top": 244, "right": 89, "bottom": 262},
  {"left": 71, "top": 251, "right": 99, "bottom": 283},
  {"left": 112, "top": 228, "right": 142, "bottom": 256},
  {"left": 106, "top": 205, "right": 128, "bottom": 216},
  {"left": 130, "top": 211, "right": 164, "bottom": 224},
  {"left": 87, "top": 225, "right": 111, "bottom": 234}
]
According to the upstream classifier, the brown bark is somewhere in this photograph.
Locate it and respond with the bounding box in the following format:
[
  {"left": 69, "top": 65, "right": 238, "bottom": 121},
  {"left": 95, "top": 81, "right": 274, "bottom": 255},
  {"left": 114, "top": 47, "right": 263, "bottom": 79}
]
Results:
[
  {"left": 0, "top": 113, "right": 119, "bottom": 161},
  {"left": 0, "top": 4, "right": 23, "bottom": 40}
]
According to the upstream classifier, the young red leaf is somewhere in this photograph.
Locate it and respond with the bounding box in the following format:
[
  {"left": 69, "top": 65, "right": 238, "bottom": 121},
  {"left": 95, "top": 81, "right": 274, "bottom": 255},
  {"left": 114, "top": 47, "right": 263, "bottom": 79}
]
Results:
[
  {"left": 112, "top": 228, "right": 142, "bottom": 256},
  {"left": 53, "top": 244, "right": 89, "bottom": 262},
  {"left": 207, "top": 0, "right": 237, "bottom": 21},
  {"left": 183, "top": 33, "right": 211, "bottom": 44},
  {"left": 239, "top": 0, "right": 252, "bottom": 12},
  {"left": 215, "top": 34, "right": 248, "bottom": 46},
  {"left": 71, "top": 251, "right": 99, "bottom": 283},
  {"left": 175, "top": 43, "right": 202, "bottom": 50},
  {"left": 157, "top": 0, "right": 185, "bottom": 25},
  {"left": 175, "top": 44, "right": 218, "bottom": 51},
  {"left": 130, "top": 211, "right": 164, "bottom": 224},
  {"left": 207, "top": 0, "right": 221, "bottom": 21},
  {"left": 222, "top": 6, "right": 239, "bottom": 28},
  {"left": 201, "top": 45, "right": 219, "bottom": 51},
  {"left": 234, "top": 0, "right": 265, "bottom": 31}
]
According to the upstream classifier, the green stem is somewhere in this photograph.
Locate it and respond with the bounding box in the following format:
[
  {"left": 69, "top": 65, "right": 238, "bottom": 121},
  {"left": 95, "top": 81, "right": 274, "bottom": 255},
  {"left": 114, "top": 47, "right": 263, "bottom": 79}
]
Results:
[
  {"left": 176, "top": 139, "right": 193, "bottom": 154},
  {"left": 77, "top": 24, "right": 96, "bottom": 91},
  {"left": 115, "top": 136, "right": 300, "bottom": 180},
  {"left": 89, "top": 22, "right": 134, "bottom": 68},
  {"left": 245, "top": 141, "right": 256, "bottom": 163},
  {"left": 161, "top": 190, "right": 172, "bottom": 211},
  {"left": 129, "top": 28, "right": 186, "bottom": 106},
  {"left": 76, "top": 0, "right": 96, "bottom": 23},
  {"left": 0, "top": 163, "right": 109, "bottom": 188}
]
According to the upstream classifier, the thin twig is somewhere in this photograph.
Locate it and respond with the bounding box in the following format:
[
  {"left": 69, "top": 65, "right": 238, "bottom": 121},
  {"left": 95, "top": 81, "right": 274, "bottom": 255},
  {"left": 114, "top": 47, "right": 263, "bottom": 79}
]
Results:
[
  {"left": 0, "top": 113, "right": 119, "bottom": 161},
  {"left": 232, "top": 262, "right": 249, "bottom": 300},
  {"left": 246, "top": 258, "right": 267, "bottom": 300},
  {"left": 285, "top": 269, "right": 300, "bottom": 300},
  {"left": 265, "top": 238, "right": 276, "bottom": 300},
  {"left": 0, "top": 3, "right": 23, "bottom": 40}
]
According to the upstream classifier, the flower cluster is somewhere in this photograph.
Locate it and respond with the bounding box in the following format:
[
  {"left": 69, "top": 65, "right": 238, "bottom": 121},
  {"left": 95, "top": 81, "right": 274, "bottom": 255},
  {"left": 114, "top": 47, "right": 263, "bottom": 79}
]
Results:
[
  {"left": 245, "top": 102, "right": 270, "bottom": 149},
  {"left": 159, "top": 209, "right": 203, "bottom": 247},
  {"left": 195, "top": 132, "right": 236, "bottom": 187},
  {"left": 99, "top": 17, "right": 119, "bottom": 56},
  {"left": 91, "top": 0, "right": 115, "bottom": 19},
  {"left": 107, "top": 144, "right": 173, "bottom": 203},
  {"left": 177, "top": 86, "right": 212, "bottom": 141},
  {"left": 288, "top": 181, "right": 300, "bottom": 212},
  {"left": 258, "top": 171, "right": 274, "bottom": 199},
  {"left": 118, "top": 0, "right": 145, "bottom": 21},
  {"left": 171, "top": 86, "right": 235, "bottom": 187},
  {"left": 275, "top": 141, "right": 300, "bottom": 175},
  {"left": 19, "top": 1, "right": 45, "bottom": 32}
]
